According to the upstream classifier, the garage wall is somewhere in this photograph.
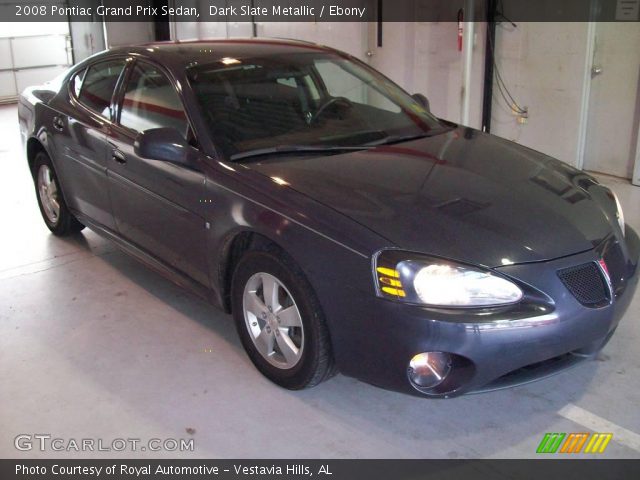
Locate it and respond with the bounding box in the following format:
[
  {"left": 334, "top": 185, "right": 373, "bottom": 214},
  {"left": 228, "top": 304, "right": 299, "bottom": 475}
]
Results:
[
  {"left": 175, "top": 21, "right": 254, "bottom": 39},
  {"left": 69, "top": 21, "right": 106, "bottom": 62},
  {"left": 258, "top": 22, "right": 367, "bottom": 59},
  {"left": 489, "top": 22, "right": 591, "bottom": 166},
  {"left": 405, "top": 22, "right": 486, "bottom": 128},
  {"left": 173, "top": 20, "right": 367, "bottom": 60},
  {"left": 104, "top": 22, "right": 155, "bottom": 47}
]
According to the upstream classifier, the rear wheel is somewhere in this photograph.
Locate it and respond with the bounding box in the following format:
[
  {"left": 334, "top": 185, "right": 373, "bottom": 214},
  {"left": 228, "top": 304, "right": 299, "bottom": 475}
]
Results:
[
  {"left": 231, "top": 248, "right": 335, "bottom": 389},
  {"left": 34, "top": 151, "right": 84, "bottom": 236}
]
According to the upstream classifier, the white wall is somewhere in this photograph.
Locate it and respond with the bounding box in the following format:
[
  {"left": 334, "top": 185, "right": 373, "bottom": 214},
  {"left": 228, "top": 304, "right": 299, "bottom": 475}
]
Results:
[
  {"left": 258, "top": 22, "right": 367, "bottom": 59},
  {"left": 173, "top": 21, "right": 368, "bottom": 60},
  {"left": 408, "top": 22, "right": 486, "bottom": 127},
  {"left": 69, "top": 21, "right": 106, "bottom": 62},
  {"left": 489, "top": 23, "right": 591, "bottom": 166},
  {"left": 176, "top": 21, "right": 254, "bottom": 40},
  {"left": 104, "top": 22, "right": 155, "bottom": 47}
]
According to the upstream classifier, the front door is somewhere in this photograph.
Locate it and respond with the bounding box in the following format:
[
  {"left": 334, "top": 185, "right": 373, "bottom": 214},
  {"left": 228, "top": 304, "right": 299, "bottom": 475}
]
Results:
[{"left": 106, "top": 60, "right": 209, "bottom": 286}]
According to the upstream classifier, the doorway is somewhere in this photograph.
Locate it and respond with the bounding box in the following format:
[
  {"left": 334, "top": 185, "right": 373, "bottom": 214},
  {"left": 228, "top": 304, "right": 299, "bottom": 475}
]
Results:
[{"left": 583, "top": 22, "right": 640, "bottom": 182}]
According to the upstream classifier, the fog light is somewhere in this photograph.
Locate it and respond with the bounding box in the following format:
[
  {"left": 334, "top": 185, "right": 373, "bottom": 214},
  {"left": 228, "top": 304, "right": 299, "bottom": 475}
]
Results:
[{"left": 408, "top": 352, "right": 452, "bottom": 389}]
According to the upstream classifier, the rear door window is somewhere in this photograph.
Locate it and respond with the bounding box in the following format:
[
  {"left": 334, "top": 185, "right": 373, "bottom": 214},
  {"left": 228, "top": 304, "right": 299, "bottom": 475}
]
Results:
[{"left": 78, "top": 60, "right": 126, "bottom": 119}]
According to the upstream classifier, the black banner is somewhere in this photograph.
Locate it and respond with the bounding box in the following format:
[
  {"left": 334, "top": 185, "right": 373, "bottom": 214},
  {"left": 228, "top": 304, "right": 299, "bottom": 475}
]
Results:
[
  {"left": 2, "top": 459, "right": 640, "bottom": 480},
  {"left": 1, "top": 0, "right": 640, "bottom": 22}
]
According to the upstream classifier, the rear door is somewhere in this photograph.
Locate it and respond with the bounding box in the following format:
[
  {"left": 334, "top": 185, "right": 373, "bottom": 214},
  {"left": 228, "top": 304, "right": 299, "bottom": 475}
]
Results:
[
  {"left": 106, "top": 59, "right": 209, "bottom": 286},
  {"left": 52, "top": 59, "right": 126, "bottom": 230}
]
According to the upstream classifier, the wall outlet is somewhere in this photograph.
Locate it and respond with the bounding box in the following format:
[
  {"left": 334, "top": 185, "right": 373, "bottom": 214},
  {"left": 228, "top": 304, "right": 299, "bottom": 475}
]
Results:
[{"left": 512, "top": 104, "right": 528, "bottom": 124}]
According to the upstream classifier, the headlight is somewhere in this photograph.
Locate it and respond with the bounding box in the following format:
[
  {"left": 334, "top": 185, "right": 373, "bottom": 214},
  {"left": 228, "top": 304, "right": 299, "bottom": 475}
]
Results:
[
  {"left": 611, "top": 191, "right": 625, "bottom": 237},
  {"left": 374, "top": 251, "right": 523, "bottom": 307}
]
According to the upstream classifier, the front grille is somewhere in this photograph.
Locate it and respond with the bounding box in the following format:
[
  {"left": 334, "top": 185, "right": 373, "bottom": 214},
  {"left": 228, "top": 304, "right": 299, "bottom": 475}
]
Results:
[{"left": 557, "top": 262, "right": 609, "bottom": 307}]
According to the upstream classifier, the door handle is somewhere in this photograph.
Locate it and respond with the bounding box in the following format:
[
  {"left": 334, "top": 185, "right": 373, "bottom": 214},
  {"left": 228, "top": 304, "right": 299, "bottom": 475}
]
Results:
[
  {"left": 52, "top": 116, "right": 64, "bottom": 132},
  {"left": 112, "top": 149, "right": 126, "bottom": 164}
]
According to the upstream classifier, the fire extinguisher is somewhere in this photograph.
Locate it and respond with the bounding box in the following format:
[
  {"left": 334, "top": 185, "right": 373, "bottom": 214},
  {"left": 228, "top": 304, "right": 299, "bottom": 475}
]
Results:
[{"left": 457, "top": 8, "right": 464, "bottom": 52}]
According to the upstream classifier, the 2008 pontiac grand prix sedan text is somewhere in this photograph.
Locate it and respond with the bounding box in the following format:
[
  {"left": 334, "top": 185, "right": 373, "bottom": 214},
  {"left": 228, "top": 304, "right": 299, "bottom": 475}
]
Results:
[{"left": 18, "top": 39, "right": 639, "bottom": 397}]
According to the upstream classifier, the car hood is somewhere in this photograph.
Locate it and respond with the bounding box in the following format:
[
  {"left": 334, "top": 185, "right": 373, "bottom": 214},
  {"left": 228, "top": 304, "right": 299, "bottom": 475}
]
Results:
[{"left": 248, "top": 128, "right": 615, "bottom": 267}]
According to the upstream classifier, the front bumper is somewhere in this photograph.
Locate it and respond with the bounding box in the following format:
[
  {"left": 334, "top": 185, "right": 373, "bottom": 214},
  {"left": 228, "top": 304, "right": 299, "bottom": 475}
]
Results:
[{"left": 330, "top": 227, "right": 639, "bottom": 397}]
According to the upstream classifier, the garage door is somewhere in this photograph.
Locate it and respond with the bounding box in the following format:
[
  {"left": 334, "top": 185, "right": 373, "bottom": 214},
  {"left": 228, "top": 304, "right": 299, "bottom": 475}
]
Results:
[{"left": 0, "top": 22, "right": 72, "bottom": 103}]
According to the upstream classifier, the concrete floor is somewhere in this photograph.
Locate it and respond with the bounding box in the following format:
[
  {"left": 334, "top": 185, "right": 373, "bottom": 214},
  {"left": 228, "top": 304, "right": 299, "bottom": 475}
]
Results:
[{"left": 1, "top": 103, "right": 639, "bottom": 459}]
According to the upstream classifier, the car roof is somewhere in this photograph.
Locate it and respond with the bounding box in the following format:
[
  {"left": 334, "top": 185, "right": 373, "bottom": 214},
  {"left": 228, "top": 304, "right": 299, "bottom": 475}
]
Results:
[{"left": 104, "top": 38, "right": 341, "bottom": 70}]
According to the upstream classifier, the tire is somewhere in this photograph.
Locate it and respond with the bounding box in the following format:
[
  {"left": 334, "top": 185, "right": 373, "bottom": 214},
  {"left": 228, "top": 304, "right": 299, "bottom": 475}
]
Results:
[
  {"left": 33, "top": 151, "right": 84, "bottom": 236},
  {"left": 231, "top": 247, "right": 335, "bottom": 390}
]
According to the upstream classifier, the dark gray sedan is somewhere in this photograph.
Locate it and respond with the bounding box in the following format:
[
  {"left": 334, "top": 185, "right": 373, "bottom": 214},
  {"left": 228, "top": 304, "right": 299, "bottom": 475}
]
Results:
[{"left": 18, "top": 39, "right": 639, "bottom": 397}]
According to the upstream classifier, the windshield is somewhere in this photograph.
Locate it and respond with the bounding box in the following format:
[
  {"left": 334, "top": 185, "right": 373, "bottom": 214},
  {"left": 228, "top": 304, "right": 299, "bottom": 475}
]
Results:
[{"left": 188, "top": 51, "right": 448, "bottom": 159}]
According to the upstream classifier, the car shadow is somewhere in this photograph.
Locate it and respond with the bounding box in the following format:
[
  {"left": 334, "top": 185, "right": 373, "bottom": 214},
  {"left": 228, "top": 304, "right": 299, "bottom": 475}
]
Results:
[{"left": 69, "top": 230, "right": 240, "bottom": 347}]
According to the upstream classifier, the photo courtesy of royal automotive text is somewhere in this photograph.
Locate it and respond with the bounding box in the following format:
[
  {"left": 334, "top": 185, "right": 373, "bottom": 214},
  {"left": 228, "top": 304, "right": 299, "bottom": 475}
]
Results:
[{"left": 1, "top": 0, "right": 639, "bottom": 478}]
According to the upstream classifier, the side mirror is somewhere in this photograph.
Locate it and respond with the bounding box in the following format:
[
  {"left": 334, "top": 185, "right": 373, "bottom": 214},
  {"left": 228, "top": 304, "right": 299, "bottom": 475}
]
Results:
[
  {"left": 134, "top": 127, "right": 193, "bottom": 166},
  {"left": 412, "top": 93, "right": 430, "bottom": 112}
]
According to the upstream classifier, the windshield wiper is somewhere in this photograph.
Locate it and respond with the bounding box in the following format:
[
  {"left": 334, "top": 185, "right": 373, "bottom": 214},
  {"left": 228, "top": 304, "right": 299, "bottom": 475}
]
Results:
[
  {"left": 230, "top": 145, "right": 372, "bottom": 162},
  {"left": 364, "top": 132, "right": 432, "bottom": 147}
]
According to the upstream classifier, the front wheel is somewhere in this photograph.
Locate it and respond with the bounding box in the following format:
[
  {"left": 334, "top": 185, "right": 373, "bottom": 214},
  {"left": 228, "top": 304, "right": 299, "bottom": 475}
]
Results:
[{"left": 231, "top": 248, "right": 335, "bottom": 389}]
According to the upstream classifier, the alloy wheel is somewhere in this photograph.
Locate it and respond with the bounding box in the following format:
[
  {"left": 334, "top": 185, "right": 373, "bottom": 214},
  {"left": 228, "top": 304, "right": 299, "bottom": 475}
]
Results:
[
  {"left": 37, "top": 164, "right": 60, "bottom": 224},
  {"left": 242, "top": 272, "right": 304, "bottom": 369}
]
